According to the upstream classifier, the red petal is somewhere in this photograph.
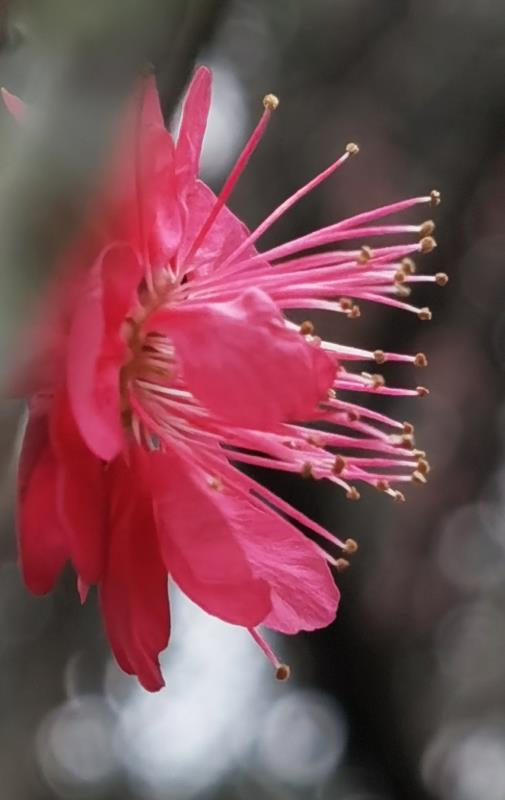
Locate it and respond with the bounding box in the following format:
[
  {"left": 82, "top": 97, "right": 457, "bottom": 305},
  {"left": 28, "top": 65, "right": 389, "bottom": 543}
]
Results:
[
  {"left": 149, "top": 447, "right": 271, "bottom": 628},
  {"left": 100, "top": 450, "right": 169, "bottom": 692},
  {"left": 67, "top": 243, "right": 142, "bottom": 461},
  {"left": 235, "top": 508, "right": 340, "bottom": 634},
  {"left": 50, "top": 389, "right": 106, "bottom": 585},
  {"left": 177, "top": 180, "right": 259, "bottom": 275},
  {"left": 17, "top": 397, "right": 67, "bottom": 594},
  {"left": 146, "top": 288, "right": 336, "bottom": 429},
  {"left": 175, "top": 66, "right": 212, "bottom": 191}
]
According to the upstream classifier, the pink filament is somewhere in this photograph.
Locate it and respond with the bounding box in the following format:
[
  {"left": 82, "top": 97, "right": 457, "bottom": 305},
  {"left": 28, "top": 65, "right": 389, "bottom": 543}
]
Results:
[{"left": 184, "top": 104, "right": 274, "bottom": 264}]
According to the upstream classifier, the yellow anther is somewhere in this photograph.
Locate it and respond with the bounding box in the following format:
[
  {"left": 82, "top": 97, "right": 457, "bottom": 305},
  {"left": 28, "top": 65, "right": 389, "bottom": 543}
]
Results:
[
  {"left": 300, "top": 320, "right": 314, "bottom": 335},
  {"left": 401, "top": 257, "right": 416, "bottom": 275},
  {"left": 420, "top": 220, "right": 436, "bottom": 237},
  {"left": 263, "top": 93, "right": 279, "bottom": 111},
  {"left": 420, "top": 236, "right": 437, "bottom": 253},
  {"left": 358, "top": 245, "right": 373, "bottom": 264},
  {"left": 333, "top": 455, "right": 347, "bottom": 475},
  {"left": 275, "top": 663, "right": 291, "bottom": 681},
  {"left": 346, "top": 142, "right": 360, "bottom": 156}
]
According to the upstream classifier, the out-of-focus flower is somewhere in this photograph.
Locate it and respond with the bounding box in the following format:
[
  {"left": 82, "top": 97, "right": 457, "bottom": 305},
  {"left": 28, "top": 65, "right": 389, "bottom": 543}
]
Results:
[{"left": 6, "top": 66, "right": 444, "bottom": 690}]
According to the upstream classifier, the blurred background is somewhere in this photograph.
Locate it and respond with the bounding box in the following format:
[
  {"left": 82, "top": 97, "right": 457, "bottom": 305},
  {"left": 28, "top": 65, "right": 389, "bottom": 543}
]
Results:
[{"left": 0, "top": 0, "right": 504, "bottom": 798}]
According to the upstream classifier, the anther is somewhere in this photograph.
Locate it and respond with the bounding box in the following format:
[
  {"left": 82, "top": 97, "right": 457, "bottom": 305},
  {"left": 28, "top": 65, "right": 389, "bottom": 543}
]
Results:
[
  {"left": 435, "top": 272, "right": 449, "bottom": 286},
  {"left": 420, "top": 220, "right": 436, "bottom": 237},
  {"left": 394, "top": 270, "right": 406, "bottom": 284},
  {"left": 420, "top": 236, "right": 437, "bottom": 253},
  {"left": 301, "top": 462, "right": 314, "bottom": 479},
  {"left": 414, "top": 352, "right": 428, "bottom": 367},
  {"left": 300, "top": 320, "right": 314, "bottom": 336},
  {"left": 412, "top": 470, "right": 427, "bottom": 485},
  {"left": 358, "top": 245, "right": 373, "bottom": 264},
  {"left": 275, "top": 663, "right": 291, "bottom": 681},
  {"left": 413, "top": 449, "right": 426, "bottom": 458},
  {"left": 263, "top": 93, "right": 279, "bottom": 111},
  {"left": 418, "top": 307, "right": 432, "bottom": 321},
  {"left": 401, "top": 257, "right": 416, "bottom": 275},
  {"left": 346, "top": 487, "right": 360, "bottom": 501},
  {"left": 333, "top": 455, "right": 347, "bottom": 475},
  {"left": 400, "top": 433, "right": 415, "bottom": 449},
  {"left": 396, "top": 285, "right": 411, "bottom": 297},
  {"left": 343, "top": 538, "right": 358, "bottom": 555},
  {"left": 346, "top": 142, "right": 360, "bottom": 156},
  {"left": 430, "top": 189, "right": 441, "bottom": 206},
  {"left": 417, "top": 458, "right": 430, "bottom": 475},
  {"left": 403, "top": 422, "right": 414, "bottom": 434},
  {"left": 394, "top": 490, "right": 406, "bottom": 503},
  {"left": 370, "top": 373, "right": 385, "bottom": 388},
  {"left": 349, "top": 305, "right": 361, "bottom": 318},
  {"left": 347, "top": 410, "right": 360, "bottom": 422},
  {"left": 339, "top": 297, "right": 352, "bottom": 311},
  {"left": 416, "top": 386, "right": 430, "bottom": 397},
  {"left": 376, "top": 479, "right": 390, "bottom": 492},
  {"left": 335, "top": 558, "right": 350, "bottom": 572},
  {"left": 374, "top": 349, "right": 386, "bottom": 365}
]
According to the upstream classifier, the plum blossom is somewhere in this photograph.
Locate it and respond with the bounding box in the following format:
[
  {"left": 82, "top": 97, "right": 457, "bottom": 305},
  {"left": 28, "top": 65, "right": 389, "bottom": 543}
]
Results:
[{"left": 7, "top": 66, "right": 445, "bottom": 690}]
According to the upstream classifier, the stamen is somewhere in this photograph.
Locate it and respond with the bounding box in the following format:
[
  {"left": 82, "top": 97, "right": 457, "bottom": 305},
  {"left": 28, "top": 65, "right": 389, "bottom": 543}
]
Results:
[
  {"left": 402, "top": 257, "right": 416, "bottom": 274},
  {"left": 418, "top": 307, "right": 432, "bottom": 321},
  {"left": 346, "top": 142, "right": 360, "bottom": 156},
  {"left": 263, "top": 93, "right": 279, "bottom": 111},
  {"left": 218, "top": 143, "right": 358, "bottom": 270},
  {"left": 419, "top": 220, "right": 436, "bottom": 237},
  {"left": 430, "top": 189, "right": 441, "bottom": 206},
  {"left": 343, "top": 538, "right": 358, "bottom": 555},
  {"left": 249, "top": 628, "right": 291, "bottom": 680},
  {"left": 420, "top": 236, "right": 437, "bottom": 253},
  {"left": 333, "top": 455, "right": 347, "bottom": 475},
  {"left": 435, "top": 272, "right": 449, "bottom": 286},
  {"left": 300, "top": 320, "right": 315, "bottom": 335},
  {"left": 414, "top": 352, "right": 428, "bottom": 367},
  {"left": 185, "top": 93, "right": 278, "bottom": 264},
  {"left": 335, "top": 558, "right": 350, "bottom": 572},
  {"left": 358, "top": 245, "right": 373, "bottom": 264}
]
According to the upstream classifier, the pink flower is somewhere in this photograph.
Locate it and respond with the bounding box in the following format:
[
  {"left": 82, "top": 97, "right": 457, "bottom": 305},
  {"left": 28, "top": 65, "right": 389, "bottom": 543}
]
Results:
[{"left": 7, "top": 67, "right": 445, "bottom": 691}]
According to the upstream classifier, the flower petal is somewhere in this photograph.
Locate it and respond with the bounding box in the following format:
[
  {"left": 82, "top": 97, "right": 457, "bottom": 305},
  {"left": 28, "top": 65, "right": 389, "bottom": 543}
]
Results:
[
  {"left": 149, "top": 447, "right": 271, "bottom": 627},
  {"left": 100, "top": 451, "right": 169, "bottom": 691},
  {"left": 177, "top": 180, "right": 259, "bottom": 275},
  {"left": 67, "top": 243, "right": 142, "bottom": 461},
  {"left": 146, "top": 288, "right": 336, "bottom": 429},
  {"left": 17, "top": 397, "right": 68, "bottom": 594},
  {"left": 50, "top": 389, "right": 106, "bottom": 585},
  {"left": 1, "top": 87, "right": 27, "bottom": 121},
  {"left": 235, "top": 508, "right": 340, "bottom": 634},
  {"left": 175, "top": 66, "right": 211, "bottom": 192}
]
